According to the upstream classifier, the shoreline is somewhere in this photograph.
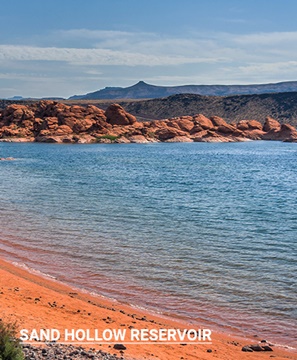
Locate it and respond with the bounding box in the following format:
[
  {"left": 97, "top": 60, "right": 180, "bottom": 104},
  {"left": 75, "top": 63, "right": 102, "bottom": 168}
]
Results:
[
  {"left": 0, "top": 257, "right": 295, "bottom": 360},
  {"left": 3, "top": 251, "right": 295, "bottom": 349}
]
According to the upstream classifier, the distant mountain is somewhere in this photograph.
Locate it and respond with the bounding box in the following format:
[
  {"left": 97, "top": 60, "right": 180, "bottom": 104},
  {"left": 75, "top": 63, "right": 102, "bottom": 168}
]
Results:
[
  {"left": 6, "top": 96, "right": 24, "bottom": 100},
  {"left": 69, "top": 80, "right": 297, "bottom": 100},
  {"left": 40, "top": 97, "right": 65, "bottom": 100},
  {"left": 3, "top": 96, "right": 65, "bottom": 101}
]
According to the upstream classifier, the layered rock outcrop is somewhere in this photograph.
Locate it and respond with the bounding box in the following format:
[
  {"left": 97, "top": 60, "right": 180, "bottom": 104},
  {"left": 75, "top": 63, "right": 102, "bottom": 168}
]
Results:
[{"left": 0, "top": 101, "right": 297, "bottom": 143}]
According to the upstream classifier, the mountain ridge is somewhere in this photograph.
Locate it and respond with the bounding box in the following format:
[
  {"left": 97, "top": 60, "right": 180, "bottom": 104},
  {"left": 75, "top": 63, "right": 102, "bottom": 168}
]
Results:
[{"left": 69, "top": 80, "right": 297, "bottom": 100}]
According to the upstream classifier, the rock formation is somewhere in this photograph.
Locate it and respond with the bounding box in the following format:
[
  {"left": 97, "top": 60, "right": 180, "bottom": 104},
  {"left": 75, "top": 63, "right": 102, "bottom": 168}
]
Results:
[
  {"left": 105, "top": 103, "right": 136, "bottom": 126},
  {"left": 0, "top": 101, "right": 297, "bottom": 144}
]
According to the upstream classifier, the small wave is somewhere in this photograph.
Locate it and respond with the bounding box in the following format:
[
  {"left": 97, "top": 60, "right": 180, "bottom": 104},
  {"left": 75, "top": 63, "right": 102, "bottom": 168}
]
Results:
[
  {"left": 262, "top": 341, "right": 297, "bottom": 352},
  {"left": 81, "top": 289, "right": 118, "bottom": 303},
  {"left": 11, "top": 261, "right": 58, "bottom": 280}
]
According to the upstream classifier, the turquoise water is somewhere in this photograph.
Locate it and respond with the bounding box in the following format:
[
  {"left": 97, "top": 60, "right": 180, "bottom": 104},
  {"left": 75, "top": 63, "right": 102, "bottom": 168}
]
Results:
[{"left": 0, "top": 141, "right": 296, "bottom": 346}]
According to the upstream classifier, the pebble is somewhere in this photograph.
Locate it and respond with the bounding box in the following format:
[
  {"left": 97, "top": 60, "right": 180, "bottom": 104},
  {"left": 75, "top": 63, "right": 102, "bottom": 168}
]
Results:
[
  {"left": 113, "top": 344, "right": 126, "bottom": 351},
  {"left": 241, "top": 343, "right": 274, "bottom": 352},
  {"left": 250, "top": 344, "right": 264, "bottom": 351},
  {"left": 262, "top": 345, "right": 273, "bottom": 351},
  {"left": 22, "top": 343, "right": 122, "bottom": 360},
  {"left": 242, "top": 346, "right": 253, "bottom": 352}
]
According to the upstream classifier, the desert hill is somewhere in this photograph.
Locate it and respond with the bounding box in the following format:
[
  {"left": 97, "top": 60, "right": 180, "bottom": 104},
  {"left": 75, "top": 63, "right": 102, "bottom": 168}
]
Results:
[
  {"left": 2, "top": 91, "right": 297, "bottom": 127},
  {"left": 119, "top": 92, "right": 297, "bottom": 126}
]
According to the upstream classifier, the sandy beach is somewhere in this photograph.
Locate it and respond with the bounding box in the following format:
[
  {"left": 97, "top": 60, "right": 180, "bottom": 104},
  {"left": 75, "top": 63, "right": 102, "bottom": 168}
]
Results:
[{"left": 0, "top": 257, "right": 295, "bottom": 360}]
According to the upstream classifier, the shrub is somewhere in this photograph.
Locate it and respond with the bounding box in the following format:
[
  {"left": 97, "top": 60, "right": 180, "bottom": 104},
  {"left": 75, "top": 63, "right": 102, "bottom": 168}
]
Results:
[
  {"left": 101, "top": 134, "right": 119, "bottom": 141},
  {"left": 0, "top": 321, "right": 24, "bottom": 360},
  {"left": 96, "top": 134, "right": 119, "bottom": 142},
  {"left": 148, "top": 131, "right": 156, "bottom": 139}
]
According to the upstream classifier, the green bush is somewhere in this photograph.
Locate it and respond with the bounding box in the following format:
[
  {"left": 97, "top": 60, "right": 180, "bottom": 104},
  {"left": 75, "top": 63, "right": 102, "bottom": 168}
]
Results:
[
  {"left": 96, "top": 134, "right": 119, "bottom": 142},
  {"left": 0, "top": 321, "right": 24, "bottom": 360}
]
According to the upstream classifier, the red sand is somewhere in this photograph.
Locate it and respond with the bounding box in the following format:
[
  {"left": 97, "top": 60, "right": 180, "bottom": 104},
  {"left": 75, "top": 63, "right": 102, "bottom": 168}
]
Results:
[{"left": 0, "top": 257, "right": 296, "bottom": 360}]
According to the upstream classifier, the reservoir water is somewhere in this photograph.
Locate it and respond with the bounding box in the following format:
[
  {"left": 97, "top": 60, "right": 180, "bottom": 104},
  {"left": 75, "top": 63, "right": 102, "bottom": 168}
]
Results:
[{"left": 0, "top": 141, "right": 296, "bottom": 347}]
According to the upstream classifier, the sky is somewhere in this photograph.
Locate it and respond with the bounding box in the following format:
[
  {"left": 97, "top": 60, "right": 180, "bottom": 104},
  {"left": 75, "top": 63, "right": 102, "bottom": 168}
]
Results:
[{"left": 1, "top": 0, "right": 297, "bottom": 98}]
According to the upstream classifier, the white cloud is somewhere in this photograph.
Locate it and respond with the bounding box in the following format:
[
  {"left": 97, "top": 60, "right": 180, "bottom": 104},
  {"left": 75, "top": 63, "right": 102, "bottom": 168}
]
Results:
[
  {"left": 1, "top": 29, "right": 297, "bottom": 97},
  {"left": 239, "top": 61, "right": 297, "bottom": 75},
  {"left": 0, "top": 44, "right": 219, "bottom": 66},
  {"left": 58, "top": 29, "right": 135, "bottom": 40},
  {"left": 233, "top": 31, "right": 297, "bottom": 45},
  {"left": 55, "top": 28, "right": 228, "bottom": 59},
  {"left": 3, "top": 29, "right": 297, "bottom": 69}
]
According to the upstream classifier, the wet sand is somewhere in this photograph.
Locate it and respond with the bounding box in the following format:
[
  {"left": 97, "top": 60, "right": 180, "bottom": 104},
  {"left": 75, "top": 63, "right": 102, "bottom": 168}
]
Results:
[{"left": 0, "top": 257, "right": 295, "bottom": 360}]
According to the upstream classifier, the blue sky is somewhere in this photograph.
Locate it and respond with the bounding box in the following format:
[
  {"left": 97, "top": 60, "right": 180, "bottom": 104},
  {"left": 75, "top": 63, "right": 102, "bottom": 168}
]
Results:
[{"left": 1, "top": 0, "right": 297, "bottom": 98}]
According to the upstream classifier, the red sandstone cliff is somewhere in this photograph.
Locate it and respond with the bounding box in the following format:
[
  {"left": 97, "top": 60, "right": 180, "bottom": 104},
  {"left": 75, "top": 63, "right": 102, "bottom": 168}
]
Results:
[{"left": 0, "top": 101, "right": 296, "bottom": 144}]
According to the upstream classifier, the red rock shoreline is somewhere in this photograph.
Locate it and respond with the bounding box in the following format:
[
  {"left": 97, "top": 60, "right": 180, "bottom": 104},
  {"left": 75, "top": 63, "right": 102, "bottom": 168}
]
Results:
[{"left": 0, "top": 101, "right": 297, "bottom": 144}]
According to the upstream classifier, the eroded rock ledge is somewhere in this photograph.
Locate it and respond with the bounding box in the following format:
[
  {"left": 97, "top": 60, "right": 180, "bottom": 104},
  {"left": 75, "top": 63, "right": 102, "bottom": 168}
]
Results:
[{"left": 0, "top": 101, "right": 296, "bottom": 144}]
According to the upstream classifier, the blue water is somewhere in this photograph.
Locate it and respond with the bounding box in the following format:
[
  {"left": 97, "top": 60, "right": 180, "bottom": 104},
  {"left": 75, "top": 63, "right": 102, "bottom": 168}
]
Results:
[{"left": 0, "top": 141, "right": 296, "bottom": 346}]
